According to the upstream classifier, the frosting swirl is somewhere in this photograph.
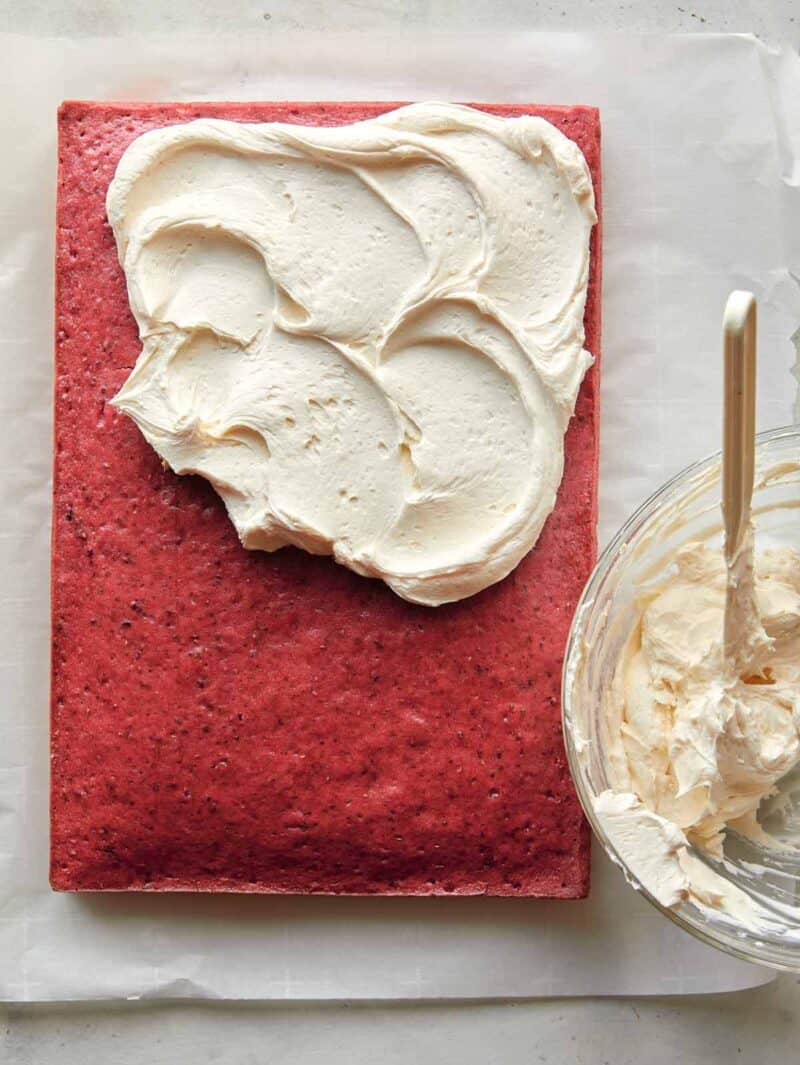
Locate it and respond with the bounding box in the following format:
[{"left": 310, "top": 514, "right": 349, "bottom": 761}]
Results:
[{"left": 108, "top": 103, "right": 596, "bottom": 605}]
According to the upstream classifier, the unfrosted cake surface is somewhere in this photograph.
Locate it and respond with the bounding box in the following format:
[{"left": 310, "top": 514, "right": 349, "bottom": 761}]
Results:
[{"left": 51, "top": 101, "right": 601, "bottom": 896}]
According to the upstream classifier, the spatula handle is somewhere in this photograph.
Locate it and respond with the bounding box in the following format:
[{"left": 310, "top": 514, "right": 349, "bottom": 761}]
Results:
[{"left": 722, "top": 291, "right": 757, "bottom": 563}]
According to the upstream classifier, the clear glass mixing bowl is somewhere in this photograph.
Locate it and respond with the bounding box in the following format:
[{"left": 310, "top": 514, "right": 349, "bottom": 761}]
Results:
[{"left": 562, "top": 425, "right": 800, "bottom": 971}]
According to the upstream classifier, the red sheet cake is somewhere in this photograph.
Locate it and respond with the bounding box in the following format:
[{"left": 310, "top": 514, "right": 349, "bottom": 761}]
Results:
[{"left": 51, "top": 102, "right": 601, "bottom": 895}]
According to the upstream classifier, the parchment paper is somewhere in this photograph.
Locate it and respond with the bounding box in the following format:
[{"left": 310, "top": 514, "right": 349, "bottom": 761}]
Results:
[{"left": 1, "top": 31, "right": 798, "bottom": 1002}]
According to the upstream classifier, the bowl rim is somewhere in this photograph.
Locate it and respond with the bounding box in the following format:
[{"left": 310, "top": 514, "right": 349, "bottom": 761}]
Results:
[{"left": 562, "top": 422, "right": 800, "bottom": 973}]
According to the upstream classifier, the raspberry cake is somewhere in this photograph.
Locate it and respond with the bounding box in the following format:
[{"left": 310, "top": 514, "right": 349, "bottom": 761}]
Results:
[{"left": 52, "top": 101, "right": 601, "bottom": 895}]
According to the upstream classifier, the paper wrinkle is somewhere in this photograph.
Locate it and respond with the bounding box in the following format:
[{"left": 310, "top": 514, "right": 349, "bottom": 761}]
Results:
[
  {"left": 756, "top": 41, "right": 800, "bottom": 189},
  {"left": 3, "top": 30, "right": 798, "bottom": 1002},
  {"left": 145, "top": 977, "right": 220, "bottom": 1000}
]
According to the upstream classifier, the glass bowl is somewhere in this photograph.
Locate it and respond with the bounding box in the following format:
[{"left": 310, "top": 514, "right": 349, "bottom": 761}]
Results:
[{"left": 562, "top": 424, "right": 800, "bottom": 971}]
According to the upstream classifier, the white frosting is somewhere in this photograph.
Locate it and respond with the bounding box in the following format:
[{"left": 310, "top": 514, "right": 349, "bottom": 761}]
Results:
[
  {"left": 599, "top": 539, "right": 800, "bottom": 927},
  {"left": 107, "top": 103, "right": 596, "bottom": 605},
  {"left": 593, "top": 790, "right": 689, "bottom": 907},
  {"left": 593, "top": 790, "right": 785, "bottom": 931}
]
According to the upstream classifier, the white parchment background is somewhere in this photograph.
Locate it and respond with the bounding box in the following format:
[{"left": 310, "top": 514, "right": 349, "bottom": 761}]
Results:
[{"left": 0, "top": 31, "right": 799, "bottom": 1002}]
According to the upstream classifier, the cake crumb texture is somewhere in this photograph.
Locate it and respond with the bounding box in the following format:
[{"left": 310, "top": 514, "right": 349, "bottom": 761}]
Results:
[{"left": 52, "top": 101, "right": 600, "bottom": 896}]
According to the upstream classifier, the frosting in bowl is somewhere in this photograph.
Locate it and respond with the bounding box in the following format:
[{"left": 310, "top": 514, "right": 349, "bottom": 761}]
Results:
[
  {"left": 596, "top": 539, "right": 800, "bottom": 923},
  {"left": 107, "top": 103, "right": 596, "bottom": 605}
]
